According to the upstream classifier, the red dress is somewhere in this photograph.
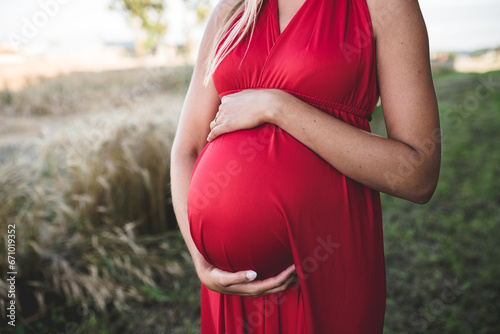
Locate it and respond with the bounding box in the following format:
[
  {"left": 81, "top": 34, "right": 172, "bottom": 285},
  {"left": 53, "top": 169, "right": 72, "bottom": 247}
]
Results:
[{"left": 188, "top": 0, "right": 386, "bottom": 332}]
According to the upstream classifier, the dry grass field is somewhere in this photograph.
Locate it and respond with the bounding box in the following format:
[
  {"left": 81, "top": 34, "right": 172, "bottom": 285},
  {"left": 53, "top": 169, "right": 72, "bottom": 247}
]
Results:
[{"left": 0, "top": 64, "right": 202, "bottom": 333}]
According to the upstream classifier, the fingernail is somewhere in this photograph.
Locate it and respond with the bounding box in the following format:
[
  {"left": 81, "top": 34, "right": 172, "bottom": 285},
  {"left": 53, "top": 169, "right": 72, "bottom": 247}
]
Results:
[{"left": 246, "top": 271, "right": 257, "bottom": 280}]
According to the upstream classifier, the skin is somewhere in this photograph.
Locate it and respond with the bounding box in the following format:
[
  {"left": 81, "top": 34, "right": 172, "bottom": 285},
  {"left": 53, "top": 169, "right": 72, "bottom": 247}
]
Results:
[{"left": 170, "top": 0, "right": 441, "bottom": 298}]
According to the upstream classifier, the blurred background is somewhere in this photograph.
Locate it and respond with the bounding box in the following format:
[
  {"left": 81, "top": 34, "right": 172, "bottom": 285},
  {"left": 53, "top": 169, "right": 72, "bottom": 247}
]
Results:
[{"left": 0, "top": 0, "right": 499, "bottom": 333}]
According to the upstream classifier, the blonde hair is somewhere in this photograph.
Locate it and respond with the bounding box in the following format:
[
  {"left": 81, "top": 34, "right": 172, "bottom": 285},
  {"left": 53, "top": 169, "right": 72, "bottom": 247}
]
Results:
[{"left": 203, "top": 0, "right": 264, "bottom": 86}]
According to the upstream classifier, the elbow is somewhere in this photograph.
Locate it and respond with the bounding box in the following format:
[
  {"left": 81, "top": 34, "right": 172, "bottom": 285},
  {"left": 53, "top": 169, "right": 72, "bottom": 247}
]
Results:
[
  {"left": 407, "top": 172, "right": 439, "bottom": 205},
  {"left": 411, "top": 185, "right": 436, "bottom": 204},
  {"left": 413, "top": 196, "right": 432, "bottom": 205},
  {"left": 396, "top": 149, "right": 441, "bottom": 204},
  {"left": 382, "top": 175, "right": 438, "bottom": 204},
  {"left": 386, "top": 164, "right": 440, "bottom": 204},
  {"left": 171, "top": 135, "right": 205, "bottom": 163}
]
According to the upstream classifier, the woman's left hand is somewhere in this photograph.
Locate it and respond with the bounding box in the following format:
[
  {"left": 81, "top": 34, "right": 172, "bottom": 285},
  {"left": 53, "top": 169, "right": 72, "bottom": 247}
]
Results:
[{"left": 207, "top": 89, "right": 286, "bottom": 141}]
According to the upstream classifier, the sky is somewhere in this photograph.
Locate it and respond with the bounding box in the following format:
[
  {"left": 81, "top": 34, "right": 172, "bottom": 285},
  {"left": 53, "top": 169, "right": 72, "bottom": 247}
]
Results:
[
  {"left": 0, "top": 0, "right": 499, "bottom": 54},
  {"left": 419, "top": 0, "right": 500, "bottom": 52}
]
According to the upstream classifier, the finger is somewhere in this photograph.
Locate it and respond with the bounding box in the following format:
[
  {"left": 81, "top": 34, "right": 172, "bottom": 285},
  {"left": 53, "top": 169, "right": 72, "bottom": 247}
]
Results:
[
  {"left": 209, "top": 112, "right": 224, "bottom": 131},
  {"left": 207, "top": 123, "right": 225, "bottom": 142},
  {"left": 257, "top": 264, "right": 295, "bottom": 290},
  {"left": 260, "top": 272, "right": 297, "bottom": 297},
  {"left": 245, "top": 264, "right": 295, "bottom": 289},
  {"left": 223, "top": 272, "right": 296, "bottom": 298},
  {"left": 223, "top": 264, "right": 296, "bottom": 296},
  {"left": 207, "top": 129, "right": 217, "bottom": 142},
  {"left": 211, "top": 267, "right": 258, "bottom": 288},
  {"left": 210, "top": 118, "right": 222, "bottom": 130},
  {"left": 274, "top": 264, "right": 296, "bottom": 282},
  {"left": 261, "top": 273, "right": 297, "bottom": 296}
]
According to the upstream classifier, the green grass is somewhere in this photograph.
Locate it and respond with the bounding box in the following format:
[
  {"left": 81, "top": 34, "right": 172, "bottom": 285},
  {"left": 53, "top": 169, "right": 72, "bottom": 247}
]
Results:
[{"left": 372, "top": 70, "right": 500, "bottom": 334}]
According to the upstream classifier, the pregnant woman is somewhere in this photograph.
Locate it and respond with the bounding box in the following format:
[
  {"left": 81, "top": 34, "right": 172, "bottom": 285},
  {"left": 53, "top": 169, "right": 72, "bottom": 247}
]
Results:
[{"left": 171, "top": 0, "right": 441, "bottom": 332}]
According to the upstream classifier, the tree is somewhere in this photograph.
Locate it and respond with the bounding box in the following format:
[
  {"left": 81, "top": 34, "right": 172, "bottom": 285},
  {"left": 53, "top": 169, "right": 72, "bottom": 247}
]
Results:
[
  {"left": 110, "top": 0, "right": 211, "bottom": 55},
  {"left": 110, "top": 0, "right": 166, "bottom": 54},
  {"left": 184, "top": 0, "right": 211, "bottom": 23}
]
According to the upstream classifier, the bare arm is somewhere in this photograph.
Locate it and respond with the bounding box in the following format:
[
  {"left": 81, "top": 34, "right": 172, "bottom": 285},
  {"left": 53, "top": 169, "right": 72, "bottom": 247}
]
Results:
[
  {"left": 208, "top": 0, "right": 441, "bottom": 204},
  {"left": 170, "top": 3, "right": 221, "bottom": 267},
  {"left": 171, "top": 0, "right": 296, "bottom": 297}
]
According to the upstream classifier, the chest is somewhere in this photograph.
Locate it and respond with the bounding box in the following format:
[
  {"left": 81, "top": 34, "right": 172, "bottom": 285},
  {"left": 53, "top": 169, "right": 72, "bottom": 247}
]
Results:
[{"left": 213, "top": 0, "right": 376, "bottom": 107}]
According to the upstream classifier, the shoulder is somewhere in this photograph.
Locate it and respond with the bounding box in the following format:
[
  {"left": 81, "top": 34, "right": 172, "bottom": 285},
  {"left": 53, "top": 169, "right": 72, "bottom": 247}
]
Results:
[
  {"left": 212, "top": 0, "right": 241, "bottom": 22},
  {"left": 215, "top": 0, "right": 240, "bottom": 8},
  {"left": 365, "top": 0, "right": 426, "bottom": 39},
  {"left": 200, "top": 0, "right": 240, "bottom": 47},
  {"left": 201, "top": 0, "right": 241, "bottom": 43}
]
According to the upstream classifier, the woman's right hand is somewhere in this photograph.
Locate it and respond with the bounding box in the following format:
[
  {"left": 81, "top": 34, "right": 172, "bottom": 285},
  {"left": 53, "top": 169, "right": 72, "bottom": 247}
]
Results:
[{"left": 195, "top": 254, "right": 297, "bottom": 298}]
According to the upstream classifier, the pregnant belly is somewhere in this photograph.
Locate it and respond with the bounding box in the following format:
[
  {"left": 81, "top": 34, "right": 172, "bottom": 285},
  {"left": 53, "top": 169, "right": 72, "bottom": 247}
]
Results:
[{"left": 187, "top": 124, "right": 328, "bottom": 278}]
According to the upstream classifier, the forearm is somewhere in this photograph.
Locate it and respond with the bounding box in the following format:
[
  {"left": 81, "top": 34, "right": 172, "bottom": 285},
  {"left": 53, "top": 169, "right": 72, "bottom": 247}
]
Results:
[
  {"left": 269, "top": 91, "right": 440, "bottom": 203},
  {"left": 170, "top": 148, "right": 207, "bottom": 268}
]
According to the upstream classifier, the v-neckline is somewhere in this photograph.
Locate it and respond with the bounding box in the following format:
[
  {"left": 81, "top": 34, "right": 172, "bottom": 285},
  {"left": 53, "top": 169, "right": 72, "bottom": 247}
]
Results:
[{"left": 273, "top": 0, "right": 311, "bottom": 36}]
